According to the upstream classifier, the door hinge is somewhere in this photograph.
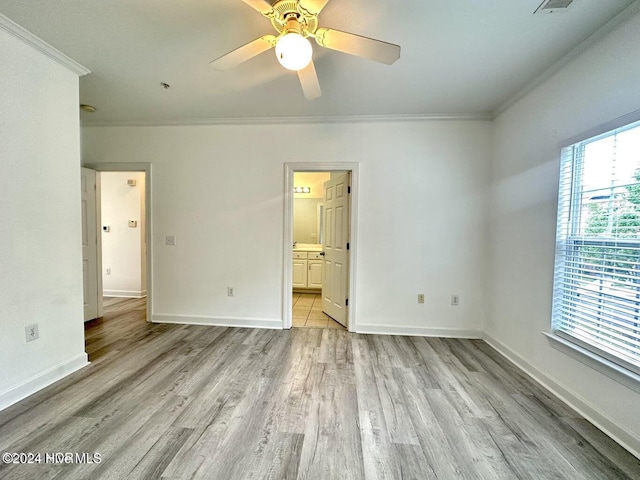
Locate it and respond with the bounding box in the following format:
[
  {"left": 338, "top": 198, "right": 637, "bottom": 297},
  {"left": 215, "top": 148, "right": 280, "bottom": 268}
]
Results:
[
  {"left": 346, "top": 298, "right": 349, "bottom": 306},
  {"left": 346, "top": 242, "right": 350, "bottom": 250},
  {"left": 348, "top": 186, "right": 351, "bottom": 194}
]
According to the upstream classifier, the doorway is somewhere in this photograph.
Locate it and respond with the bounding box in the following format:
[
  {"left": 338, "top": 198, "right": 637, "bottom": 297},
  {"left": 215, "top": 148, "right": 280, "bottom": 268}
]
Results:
[
  {"left": 283, "top": 163, "right": 359, "bottom": 332},
  {"left": 100, "top": 171, "right": 147, "bottom": 301},
  {"left": 83, "top": 162, "right": 152, "bottom": 324}
]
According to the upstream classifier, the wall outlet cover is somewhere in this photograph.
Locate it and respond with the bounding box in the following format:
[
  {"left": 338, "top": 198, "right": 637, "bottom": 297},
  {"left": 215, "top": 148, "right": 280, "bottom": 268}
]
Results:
[{"left": 25, "top": 323, "right": 39, "bottom": 342}]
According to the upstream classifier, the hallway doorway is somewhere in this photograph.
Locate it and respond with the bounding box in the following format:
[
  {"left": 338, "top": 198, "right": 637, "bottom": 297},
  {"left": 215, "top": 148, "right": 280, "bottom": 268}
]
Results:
[{"left": 83, "top": 162, "right": 152, "bottom": 324}]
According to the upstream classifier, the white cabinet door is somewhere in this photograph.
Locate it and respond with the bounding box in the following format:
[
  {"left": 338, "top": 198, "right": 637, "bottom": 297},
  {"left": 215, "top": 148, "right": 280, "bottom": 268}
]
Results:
[
  {"left": 308, "top": 260, "right": 323, "bottom": 288},
  {"left": 292, "top": 259, "right": 308, "bottom": 288}
]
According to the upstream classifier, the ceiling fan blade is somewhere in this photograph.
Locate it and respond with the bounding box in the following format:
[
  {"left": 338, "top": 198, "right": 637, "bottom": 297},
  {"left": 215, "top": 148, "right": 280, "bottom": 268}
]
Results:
[
  {"left": 210, "top": 35, "right": 276, "bottom": 70},
  {"left": 298, "top": 0, "right": 332, "bottom": 15},
  {"left": 241, "top": 0, "right": 274, "bottom": 15},
  {"left": 297, "top": 60, "right": 322, "bottom": 100},
  {"left": 315, "top": 28, "right": 400, "bottom": 65}
]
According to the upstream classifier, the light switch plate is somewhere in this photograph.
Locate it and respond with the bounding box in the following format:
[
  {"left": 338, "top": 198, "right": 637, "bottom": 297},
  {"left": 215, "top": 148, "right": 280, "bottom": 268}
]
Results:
[{"left": 166, "top": 235, "right": 176, "bottom": 246}]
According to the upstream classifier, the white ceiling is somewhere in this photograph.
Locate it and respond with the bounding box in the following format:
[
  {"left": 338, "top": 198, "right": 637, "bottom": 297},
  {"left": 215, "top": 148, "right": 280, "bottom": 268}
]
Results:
[{"left": 0, "top": 0, "right": 635, "bottom": 124}]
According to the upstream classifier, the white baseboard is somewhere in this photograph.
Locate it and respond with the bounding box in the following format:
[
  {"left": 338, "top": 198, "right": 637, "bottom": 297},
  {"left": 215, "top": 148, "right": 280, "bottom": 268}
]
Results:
[
  {"left": 483, "top": 333, "right": 640, "bottom": 459},
  {"left": 152, "top": 313, "right": 282, "bottom": 330},
  {"left": 356, "top": 323, "right": 482, "bottom": 338},
  {"left": 103, "top": 289, "right": 146, "bottom": 298},
  {"left": 0, "top": 353, "right": 89, "bottom": 412}
]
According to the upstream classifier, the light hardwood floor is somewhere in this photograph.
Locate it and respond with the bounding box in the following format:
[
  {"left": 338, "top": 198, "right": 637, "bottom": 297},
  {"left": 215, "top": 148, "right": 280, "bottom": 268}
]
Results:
[{"left": 0, "top": 298, "right": 639, "bottom": 479}]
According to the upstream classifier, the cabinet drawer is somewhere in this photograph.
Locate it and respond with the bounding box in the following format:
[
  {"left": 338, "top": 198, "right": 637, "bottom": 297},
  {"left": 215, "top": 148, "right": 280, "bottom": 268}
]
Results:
[
  {"left": 307, "top": 252, "right": 323, "bottom": 260},
  {"left": 293, "top": 251, "right": 308, "bottom": 260}
]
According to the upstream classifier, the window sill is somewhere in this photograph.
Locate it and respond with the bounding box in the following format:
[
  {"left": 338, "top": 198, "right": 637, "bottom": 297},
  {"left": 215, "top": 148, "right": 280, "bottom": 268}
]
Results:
[{"left": 543, "top": 331, "right": 640, "bottom": 395}]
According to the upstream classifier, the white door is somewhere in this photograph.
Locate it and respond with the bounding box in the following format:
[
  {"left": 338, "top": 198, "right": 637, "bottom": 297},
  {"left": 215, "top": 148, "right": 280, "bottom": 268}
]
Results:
[
  {"left": 81, "top": 167, "right": 99, "bottom": 321},
  {"left": 322, "top": 173, "right": 350, "bottom": 327}
]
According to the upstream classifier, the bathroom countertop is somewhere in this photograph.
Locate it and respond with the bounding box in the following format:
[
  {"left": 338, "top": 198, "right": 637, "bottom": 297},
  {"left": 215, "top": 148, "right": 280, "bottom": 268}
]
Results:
[{"left": 293, "top": 243, "right": 323, "bottom": 252}]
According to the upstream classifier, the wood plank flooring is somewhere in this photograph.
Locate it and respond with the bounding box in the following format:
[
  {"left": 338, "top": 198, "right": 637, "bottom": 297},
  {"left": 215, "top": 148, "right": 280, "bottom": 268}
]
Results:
[{"left": 0, "top": 298, "right": 639, "bottom": 479}]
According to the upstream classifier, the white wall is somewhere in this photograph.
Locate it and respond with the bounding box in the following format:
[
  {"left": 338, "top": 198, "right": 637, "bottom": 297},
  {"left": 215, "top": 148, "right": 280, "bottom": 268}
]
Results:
[
  {"left": 101, "top": 171, "right": 146, "bottom": 297},
  {"left": 0, "top": 25, "right": 87, "bottom": 409},
  {"left": 488, "top": 12, "right": 640, "bottom": 456},
  {"left": 82, "top": 120, "right": 492, "bottom": 335}
]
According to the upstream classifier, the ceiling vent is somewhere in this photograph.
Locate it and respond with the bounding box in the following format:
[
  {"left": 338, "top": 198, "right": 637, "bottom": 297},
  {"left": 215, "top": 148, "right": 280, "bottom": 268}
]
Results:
[{"left": 534, "top": 0, "right": 574, "bottom": 14}]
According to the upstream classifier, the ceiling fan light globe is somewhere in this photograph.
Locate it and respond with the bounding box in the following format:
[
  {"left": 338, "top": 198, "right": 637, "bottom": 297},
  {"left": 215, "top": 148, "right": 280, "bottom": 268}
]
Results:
[{"left": 275, "top": 33, "right": 312, "bottom": 71}]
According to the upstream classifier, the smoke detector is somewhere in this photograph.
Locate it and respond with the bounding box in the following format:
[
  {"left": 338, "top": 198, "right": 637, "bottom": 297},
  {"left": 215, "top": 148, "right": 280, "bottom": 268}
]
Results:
[{"left": 534, "top": 0, "right": 574, "bottom": 14}]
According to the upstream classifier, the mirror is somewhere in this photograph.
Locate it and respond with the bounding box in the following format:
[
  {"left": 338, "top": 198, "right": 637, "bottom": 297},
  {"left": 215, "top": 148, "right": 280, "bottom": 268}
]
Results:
[
  {"left": 293, "top": 172, "right": 330, "bottom": 246},
  {"left": 293, "top": 199, "right": 323, "bottom": 244}
]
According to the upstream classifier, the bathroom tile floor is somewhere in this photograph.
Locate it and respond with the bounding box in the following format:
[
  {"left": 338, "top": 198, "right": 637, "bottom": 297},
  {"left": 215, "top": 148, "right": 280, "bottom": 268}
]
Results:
[{"left": 292, "top": 293, "right": 346, "bottom": 330}]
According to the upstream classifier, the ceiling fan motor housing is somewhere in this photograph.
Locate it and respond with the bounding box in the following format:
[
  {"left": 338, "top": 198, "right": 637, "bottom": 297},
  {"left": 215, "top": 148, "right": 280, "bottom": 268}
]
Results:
[{"left": 269, "top": 0, "right": 318, "bottom": 36}]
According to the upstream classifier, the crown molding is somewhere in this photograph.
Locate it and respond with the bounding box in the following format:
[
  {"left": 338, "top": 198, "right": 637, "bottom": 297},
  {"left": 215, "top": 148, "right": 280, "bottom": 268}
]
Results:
[
  {"left": 494, "top": 0, "right": 640, "bottom": 116},
  {"left": 81, "top": 112, "right": 493, "bottom": 127},
  {"left": 0, "top": 14, "right": 90, "bottom": 76}
]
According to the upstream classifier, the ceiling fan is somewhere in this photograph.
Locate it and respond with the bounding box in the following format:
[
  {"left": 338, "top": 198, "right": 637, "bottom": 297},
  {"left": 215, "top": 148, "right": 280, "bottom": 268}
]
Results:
[{"left": 210, "top": 0, "right": 401, "bottom": 100}]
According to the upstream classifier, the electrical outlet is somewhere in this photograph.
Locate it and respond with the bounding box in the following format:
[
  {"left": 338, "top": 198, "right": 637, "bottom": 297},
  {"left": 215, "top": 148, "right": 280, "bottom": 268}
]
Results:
[
  {"left": 418, "top": 294, "right": 425, "bottom": 304},
  {"left": 451, "top": 295, "right": 460, "bottom": 306},
  {"left": 106, "top": 267, "right": 111, "bottom": 275},
  {"left": 25, "top": 323, "right": 39, "bottom": 342},
  {"left": 166, "top": 235, "right": 176, "bottom": 246},
  {"left": 227, "top": 287, "right": 235, "bottom": 297}
]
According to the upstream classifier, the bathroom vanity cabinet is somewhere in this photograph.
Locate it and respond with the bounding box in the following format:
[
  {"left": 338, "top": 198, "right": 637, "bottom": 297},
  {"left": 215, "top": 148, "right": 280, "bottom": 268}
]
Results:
[{"left": 292, "top": 250, "right": 323, "bottom": 289}]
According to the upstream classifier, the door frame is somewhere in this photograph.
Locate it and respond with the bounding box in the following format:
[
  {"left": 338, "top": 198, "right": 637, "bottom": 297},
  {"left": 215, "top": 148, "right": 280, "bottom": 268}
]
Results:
[
  {"left": 283, "top": 162, "right": 359, "bottom": 332},
  {"left": 84, "top": 162, "right": 153, "bottom": 323},
  {"left": 81, "top": 167, "right": 100, "bottom": 320}
]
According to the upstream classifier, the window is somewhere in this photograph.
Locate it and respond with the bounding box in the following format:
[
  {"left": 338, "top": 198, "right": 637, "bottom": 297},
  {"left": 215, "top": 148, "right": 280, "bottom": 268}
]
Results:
[{"left": 552, "top": 120, "right": 640, "bottom": 375}]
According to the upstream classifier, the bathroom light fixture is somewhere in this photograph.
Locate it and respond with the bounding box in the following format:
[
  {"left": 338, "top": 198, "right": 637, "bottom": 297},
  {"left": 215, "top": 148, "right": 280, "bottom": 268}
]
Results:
[{"left": 294, "top": 186, "right": 311, "bottom": 194}]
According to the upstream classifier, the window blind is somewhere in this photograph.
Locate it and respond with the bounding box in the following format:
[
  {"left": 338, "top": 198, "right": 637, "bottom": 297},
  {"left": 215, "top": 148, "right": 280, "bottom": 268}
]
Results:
[{"left": 552, "top": 120, "right": 640, "bottom": 375}]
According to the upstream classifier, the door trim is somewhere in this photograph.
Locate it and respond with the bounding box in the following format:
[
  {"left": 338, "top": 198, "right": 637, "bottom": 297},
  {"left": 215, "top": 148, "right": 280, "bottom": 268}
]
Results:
[
  {"left": 81, "top": 167, "right": 100, "bottom": 320},
  {"left": 283, "top": 162, "right": 359, "bottom": 332},
  {"left": 84, "top": 162, "right": 153, "bottom": 323}
]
